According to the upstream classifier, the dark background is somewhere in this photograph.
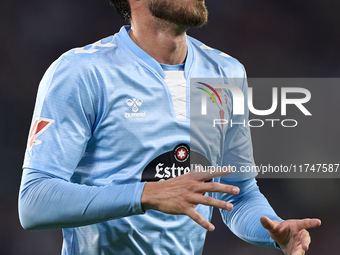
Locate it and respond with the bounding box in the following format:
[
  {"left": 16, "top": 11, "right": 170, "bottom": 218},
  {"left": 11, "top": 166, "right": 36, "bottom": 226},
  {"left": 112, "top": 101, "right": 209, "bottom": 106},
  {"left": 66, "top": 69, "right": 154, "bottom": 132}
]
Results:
[{"left": 1, "top": 0, "right": 339, "bottom": 254}]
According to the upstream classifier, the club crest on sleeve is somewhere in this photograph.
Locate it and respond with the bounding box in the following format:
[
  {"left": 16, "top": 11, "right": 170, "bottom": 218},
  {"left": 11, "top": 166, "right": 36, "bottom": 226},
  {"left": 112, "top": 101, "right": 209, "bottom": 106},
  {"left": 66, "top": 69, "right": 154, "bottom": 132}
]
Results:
[{"left": 28, "top": 117, "right": 54, "bottom": 149}]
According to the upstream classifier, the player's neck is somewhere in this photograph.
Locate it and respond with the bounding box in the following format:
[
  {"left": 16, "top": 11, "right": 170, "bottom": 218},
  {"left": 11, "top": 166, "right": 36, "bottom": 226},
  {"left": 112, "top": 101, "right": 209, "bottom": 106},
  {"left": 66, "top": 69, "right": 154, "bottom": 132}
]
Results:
[{"left": 129, "top": 17, "right": 188, "bottom": 65}]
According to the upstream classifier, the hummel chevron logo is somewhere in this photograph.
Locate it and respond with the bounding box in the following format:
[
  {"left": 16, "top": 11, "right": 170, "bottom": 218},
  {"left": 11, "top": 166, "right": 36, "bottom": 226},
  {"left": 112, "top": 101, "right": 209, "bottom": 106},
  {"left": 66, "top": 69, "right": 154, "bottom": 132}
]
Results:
[{"left": 125, "top": 98, "right": 146, "bottom": 118}]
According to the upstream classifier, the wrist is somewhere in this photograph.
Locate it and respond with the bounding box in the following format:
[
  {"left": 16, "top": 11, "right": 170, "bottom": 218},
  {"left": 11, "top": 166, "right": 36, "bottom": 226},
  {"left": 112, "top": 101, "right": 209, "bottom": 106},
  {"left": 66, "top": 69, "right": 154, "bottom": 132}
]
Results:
[{"left": 141, "top": 182, "right": 158, "bottom": 211}]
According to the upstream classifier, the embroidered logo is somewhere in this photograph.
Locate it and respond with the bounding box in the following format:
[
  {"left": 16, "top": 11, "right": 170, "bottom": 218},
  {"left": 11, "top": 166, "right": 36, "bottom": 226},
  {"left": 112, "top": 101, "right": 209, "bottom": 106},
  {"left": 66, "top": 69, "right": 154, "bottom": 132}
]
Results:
[
  {"left": 126, "top": 98, "right": 143, "bottom": 112},
  {"left": 28, "top": 117, "right": 54, "bottom": 149},
  {"left": 125, "top": 98, "right": 146, "bottom": 118}
]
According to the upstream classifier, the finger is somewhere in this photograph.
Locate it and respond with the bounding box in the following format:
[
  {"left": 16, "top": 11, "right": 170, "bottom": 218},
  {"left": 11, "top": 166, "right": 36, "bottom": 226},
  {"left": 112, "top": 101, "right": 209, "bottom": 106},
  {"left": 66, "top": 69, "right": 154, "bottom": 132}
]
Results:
[
  {"left": 297, "top": 218, "right": 322, "bottom": 230},
  {"left": 186, "top": 207, "right": 215, "bottom": 231},
  {"left": 260, "top": 216, "right": 277, "bottom": 231},
  {"left": 197, "top": 182, "right": 240, "bottom": 195},
  {"left": 301, "top": 230, "right": 311, "bottom": 251},
  {"left": 190, "top": 165, "right": 233, "bottom": 180},
  {"left": 190, "top": 194, "right": 233, "bottom": 211}
]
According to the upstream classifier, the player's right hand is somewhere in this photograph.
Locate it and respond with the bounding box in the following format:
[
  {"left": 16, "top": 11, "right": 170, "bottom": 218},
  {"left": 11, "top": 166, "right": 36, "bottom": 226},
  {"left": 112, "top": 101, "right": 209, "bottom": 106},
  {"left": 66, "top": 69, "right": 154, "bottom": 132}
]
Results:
[{"left": 141, "top": 166, "right": 239, "bottom": 231}]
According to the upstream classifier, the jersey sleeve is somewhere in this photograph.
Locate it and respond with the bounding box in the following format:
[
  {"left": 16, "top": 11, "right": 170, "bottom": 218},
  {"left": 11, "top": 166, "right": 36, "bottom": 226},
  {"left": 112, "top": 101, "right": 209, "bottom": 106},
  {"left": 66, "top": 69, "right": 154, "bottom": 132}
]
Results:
[
  {"left": 221, "top": 66, "right": 257, "bottom": 179},
  {"left": 19, "top": 54, "right": 146, "bottom": 230},
  {"left": 23, "top": 54, "right": 95, "bottom": 180},
  {"left": 216, "top": 66, "right": 282, "bottom": 248},
  {"left": 19, "top": 168, "right": 145, "bottom": 230},
  {"left": 215, "top": 178, "right": 282, "bottom": 249}
]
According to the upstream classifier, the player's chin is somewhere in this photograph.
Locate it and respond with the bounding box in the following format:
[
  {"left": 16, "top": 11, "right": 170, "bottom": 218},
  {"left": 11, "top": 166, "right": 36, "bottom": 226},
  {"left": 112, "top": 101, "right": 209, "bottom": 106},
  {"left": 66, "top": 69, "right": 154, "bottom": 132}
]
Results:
[{"left": 184, "top": 14, "right": 208, "bottom": 28}]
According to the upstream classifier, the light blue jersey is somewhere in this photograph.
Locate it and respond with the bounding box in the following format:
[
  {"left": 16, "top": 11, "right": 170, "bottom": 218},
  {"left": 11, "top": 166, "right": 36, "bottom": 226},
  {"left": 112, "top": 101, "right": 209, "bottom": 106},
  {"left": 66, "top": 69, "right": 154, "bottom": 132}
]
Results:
[{"left": 20, "top": 26, "right": 280, "bottom": 255}]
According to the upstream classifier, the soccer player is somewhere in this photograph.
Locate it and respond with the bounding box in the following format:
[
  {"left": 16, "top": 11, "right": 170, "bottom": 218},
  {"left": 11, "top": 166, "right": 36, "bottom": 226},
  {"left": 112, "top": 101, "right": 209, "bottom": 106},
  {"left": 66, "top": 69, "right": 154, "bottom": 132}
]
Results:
[{"left": 19, "top": 0, "right": 321, "bottom": 254}]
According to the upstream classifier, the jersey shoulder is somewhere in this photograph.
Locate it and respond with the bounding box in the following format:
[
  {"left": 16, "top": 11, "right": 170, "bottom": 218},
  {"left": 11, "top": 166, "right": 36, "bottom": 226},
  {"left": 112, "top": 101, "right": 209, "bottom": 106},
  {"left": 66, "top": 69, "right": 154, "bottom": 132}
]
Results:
[
  {"left": 37, "top": 35, "right": 121, "bottom": 108},
  {"left": 188, "top": 36, "right": 245, "bottom": 75},
  {"left": 41, "top": 34, "right": 125, "bottom": 93},
  {"left": 54, "top": 34, "right": 121, "bottom": 71}
]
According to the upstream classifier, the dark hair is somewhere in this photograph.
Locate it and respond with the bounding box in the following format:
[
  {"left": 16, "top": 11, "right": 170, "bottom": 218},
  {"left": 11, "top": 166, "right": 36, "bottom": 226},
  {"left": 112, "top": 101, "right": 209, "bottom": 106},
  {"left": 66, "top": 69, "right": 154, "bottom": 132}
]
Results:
[{"left": 109, "top": 0, "right": 131, "bottom": 22}]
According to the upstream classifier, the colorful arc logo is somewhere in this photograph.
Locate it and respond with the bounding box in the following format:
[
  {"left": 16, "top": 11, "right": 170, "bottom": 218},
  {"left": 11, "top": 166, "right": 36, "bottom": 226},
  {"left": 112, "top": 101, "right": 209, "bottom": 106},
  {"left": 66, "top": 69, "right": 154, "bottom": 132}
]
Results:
[
  {"left": 196, "top": 82, "right": 225, "bottom": 129},
  {"left": 197, "top": 82, "right": 223, "bottom": 108}
]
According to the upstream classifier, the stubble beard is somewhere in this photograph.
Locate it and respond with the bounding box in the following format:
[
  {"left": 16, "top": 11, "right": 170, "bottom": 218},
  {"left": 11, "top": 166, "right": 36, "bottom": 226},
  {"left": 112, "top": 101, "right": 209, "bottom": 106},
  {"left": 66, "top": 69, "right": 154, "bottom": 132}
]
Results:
[{"left": 148, "top": 0, "right": 208, "bottom": 28}]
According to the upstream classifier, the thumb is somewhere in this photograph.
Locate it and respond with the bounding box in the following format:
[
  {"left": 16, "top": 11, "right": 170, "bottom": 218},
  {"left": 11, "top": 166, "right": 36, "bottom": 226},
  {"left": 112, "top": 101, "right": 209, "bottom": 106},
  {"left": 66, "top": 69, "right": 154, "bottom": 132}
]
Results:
[{"left": 260, "top": 216, "right": 276, "bottom": 231}]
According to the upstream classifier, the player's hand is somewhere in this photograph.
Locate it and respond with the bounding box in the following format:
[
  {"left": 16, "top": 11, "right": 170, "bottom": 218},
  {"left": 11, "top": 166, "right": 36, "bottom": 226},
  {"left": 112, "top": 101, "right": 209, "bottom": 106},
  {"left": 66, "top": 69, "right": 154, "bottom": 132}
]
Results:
[
  {"left": 260, "top": 216, "right": 321, "bottom": 255},
  {"left": 141, "top": 166, "right": 239, "bottom": 231}
]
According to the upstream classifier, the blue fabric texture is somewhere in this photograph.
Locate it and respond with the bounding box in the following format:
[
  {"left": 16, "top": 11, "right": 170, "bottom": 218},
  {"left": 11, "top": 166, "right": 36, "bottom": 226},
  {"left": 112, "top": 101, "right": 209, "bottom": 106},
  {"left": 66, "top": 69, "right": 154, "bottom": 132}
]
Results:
[{"left": 19, "top": 25, "right": 281, "bottom": 254}]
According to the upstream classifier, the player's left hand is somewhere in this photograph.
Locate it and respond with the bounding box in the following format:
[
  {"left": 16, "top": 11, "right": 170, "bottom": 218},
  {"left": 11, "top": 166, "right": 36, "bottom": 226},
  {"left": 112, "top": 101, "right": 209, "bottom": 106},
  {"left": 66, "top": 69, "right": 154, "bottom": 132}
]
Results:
[{"left": 260, "top": 216, "right": 321, "bottom": 255}]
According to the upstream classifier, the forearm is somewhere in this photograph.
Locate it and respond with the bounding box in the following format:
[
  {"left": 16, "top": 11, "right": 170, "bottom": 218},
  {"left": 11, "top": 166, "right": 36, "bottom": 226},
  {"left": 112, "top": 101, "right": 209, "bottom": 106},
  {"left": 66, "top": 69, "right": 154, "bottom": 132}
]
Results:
[
  {"left": 217, "top": 178, "right": 282, "bottom": 249},
  {"left": 19, "top": 168, "right": 145, "bottom": 230}
]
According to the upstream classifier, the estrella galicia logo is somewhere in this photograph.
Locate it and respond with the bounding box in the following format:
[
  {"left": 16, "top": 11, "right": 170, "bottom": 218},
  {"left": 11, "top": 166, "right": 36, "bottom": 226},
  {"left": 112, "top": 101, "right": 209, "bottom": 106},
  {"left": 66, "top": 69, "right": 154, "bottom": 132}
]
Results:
[
  {"left": 125, "top": 98, "right": 146, "bottom": 118},
  {"left": 141, "top": 144, "right": 211, "bottom": 182},
  {"left": 174, "top": 144, "right": 189, "bottom": 163}
]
